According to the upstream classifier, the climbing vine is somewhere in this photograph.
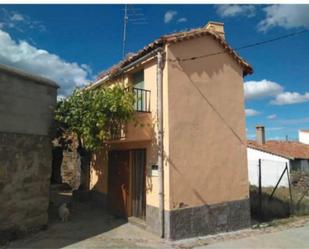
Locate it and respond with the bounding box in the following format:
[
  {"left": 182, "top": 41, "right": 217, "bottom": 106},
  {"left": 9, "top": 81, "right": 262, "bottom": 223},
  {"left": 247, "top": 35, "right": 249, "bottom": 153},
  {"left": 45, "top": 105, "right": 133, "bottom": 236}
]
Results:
[{"left": 55, "top": 85, "right": 135, "bottom": 152}]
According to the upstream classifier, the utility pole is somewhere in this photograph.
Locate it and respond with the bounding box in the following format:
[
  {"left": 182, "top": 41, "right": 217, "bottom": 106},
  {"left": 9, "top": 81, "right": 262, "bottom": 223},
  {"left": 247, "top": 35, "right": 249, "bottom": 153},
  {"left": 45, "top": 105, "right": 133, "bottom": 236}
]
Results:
[{"left": 122, "top": 4, "right": 128, "bottom": 59}]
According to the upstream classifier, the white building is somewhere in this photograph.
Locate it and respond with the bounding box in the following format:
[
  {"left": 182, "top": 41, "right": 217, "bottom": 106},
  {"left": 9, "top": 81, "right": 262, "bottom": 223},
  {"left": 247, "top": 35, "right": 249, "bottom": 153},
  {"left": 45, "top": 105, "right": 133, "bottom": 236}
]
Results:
[
  {"left": 299, "top": 130, "right": 309, "bottom": 145},
  {"left": 247, "top": 126, "right": 309, "bottom": 187}
]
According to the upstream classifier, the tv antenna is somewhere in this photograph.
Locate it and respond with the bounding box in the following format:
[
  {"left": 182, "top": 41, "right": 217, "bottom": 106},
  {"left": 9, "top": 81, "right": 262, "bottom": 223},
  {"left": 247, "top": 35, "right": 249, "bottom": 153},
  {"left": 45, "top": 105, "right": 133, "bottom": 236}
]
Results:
[{"left": 122, "top": 5, "right": 148, "bottom": 59}]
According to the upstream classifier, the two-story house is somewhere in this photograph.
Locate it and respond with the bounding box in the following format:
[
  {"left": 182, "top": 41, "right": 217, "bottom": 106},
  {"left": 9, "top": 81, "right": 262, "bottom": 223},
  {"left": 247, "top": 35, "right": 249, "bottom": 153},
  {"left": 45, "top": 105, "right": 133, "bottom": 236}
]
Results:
[{"left": 87, "top": 21, "right": 253, "bottom": 240}]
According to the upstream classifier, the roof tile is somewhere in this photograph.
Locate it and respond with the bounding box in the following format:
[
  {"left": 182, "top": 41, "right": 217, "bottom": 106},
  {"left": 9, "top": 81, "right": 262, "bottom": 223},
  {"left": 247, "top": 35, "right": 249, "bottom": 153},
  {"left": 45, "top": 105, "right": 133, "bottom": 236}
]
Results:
[{"left": 248, "top": 140, "right": 309, "bottom": 160}]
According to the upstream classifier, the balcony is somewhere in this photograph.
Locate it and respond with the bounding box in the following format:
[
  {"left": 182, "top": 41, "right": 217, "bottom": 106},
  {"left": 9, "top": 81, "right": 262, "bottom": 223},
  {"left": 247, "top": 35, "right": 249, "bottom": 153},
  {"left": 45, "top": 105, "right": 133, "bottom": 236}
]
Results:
[
  {"left": 108, "top": 87, "right": 153, "bottom": 142},
  {"left": 130, "top": 87, "right": 151, "bottom": 113}
]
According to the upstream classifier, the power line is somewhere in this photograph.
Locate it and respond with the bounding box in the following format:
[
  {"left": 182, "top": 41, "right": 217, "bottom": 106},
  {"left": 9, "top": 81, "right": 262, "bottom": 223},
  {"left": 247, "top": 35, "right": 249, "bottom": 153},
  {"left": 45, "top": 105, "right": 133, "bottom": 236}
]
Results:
[{"left": 169, "top": 29, "right": 309, "bottom": 62}]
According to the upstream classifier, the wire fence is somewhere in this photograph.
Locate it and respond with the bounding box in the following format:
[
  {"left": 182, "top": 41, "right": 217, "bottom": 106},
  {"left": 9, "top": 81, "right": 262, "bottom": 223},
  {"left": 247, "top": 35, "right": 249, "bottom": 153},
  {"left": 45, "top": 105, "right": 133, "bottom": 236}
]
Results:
[
  {"left": 248, "top": 159, "right": 289, "bottom": 188},
  {"left": 249, "top": 159, "right": 292, "bottom": 221}
]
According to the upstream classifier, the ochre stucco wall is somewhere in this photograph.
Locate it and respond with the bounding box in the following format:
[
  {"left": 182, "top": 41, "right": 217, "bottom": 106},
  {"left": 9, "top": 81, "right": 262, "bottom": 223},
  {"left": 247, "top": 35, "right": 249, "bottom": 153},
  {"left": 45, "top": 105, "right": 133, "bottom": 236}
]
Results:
[
  {"left": 166, "top": 36, "right": 249, "bottom": 209},
  {"left": 89, "top": 57, "right": 172, "bottom": 210}
]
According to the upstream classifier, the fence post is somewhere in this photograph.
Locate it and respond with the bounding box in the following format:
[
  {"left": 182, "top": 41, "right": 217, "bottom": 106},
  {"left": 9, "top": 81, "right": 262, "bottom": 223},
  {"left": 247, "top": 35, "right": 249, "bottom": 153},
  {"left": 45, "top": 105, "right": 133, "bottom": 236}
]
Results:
[
  {"left": 258, "top": 159, "right": 262, "bottom": 219},
  {"left": 286, "top": 162, "right": 294, "bottom": 215}
]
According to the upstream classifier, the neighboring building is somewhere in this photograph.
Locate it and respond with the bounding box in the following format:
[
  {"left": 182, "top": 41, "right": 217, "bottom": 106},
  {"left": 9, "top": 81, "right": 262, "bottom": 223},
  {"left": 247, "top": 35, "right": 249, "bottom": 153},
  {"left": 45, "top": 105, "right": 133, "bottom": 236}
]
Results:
[
  {"left": 247, "top": 126, "right": 309, "bottom": 187},
  {"left": 299, "top": 129, "right": 309, "bottom": 145},
  {"left": 0, "top": 64, "right": 58, "bottom": 240},
  {"left": 87, "top": 21, "right": 253, "bottom": 239}
]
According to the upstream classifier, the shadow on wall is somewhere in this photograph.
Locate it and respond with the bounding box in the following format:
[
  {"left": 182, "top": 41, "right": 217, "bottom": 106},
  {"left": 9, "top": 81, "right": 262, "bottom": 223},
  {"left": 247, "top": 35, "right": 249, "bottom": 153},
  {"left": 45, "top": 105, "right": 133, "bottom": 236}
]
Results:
[
  {"left": 250, "top": 186, "right": 291, "bottom": 222},
  {"left": 8, "top": 186, "right": 127, "bottom": 249},
  {"left": 89, "top": 114, "right": 158, "bottom": 207},
  {"left": 165, "top": 155, "right": 208, "bottom": 208}
]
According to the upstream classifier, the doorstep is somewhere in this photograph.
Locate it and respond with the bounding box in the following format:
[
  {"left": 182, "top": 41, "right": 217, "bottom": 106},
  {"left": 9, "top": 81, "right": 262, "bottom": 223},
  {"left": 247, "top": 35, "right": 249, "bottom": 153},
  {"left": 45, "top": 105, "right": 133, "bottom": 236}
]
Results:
[{"left": 128, "top": 216, "right": 147, "bottom": 230}]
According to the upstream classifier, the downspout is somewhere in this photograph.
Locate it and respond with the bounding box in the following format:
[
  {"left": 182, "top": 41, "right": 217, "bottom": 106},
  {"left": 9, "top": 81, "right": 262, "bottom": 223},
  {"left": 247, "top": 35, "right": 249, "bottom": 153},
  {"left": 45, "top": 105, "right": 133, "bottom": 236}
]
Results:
[
  {"left": 156, "top": 49, "right": 165, "bottom": 238},
  {"left": 90, "top": 46, "right": 166, "bottom": 237}
]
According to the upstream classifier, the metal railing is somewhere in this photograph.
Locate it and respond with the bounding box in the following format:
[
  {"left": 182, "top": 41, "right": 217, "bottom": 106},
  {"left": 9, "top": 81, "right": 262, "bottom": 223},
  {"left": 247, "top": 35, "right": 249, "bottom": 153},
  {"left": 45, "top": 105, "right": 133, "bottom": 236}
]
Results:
[{"left": 131, "top": 87, "right": 151, "bottom": 112}]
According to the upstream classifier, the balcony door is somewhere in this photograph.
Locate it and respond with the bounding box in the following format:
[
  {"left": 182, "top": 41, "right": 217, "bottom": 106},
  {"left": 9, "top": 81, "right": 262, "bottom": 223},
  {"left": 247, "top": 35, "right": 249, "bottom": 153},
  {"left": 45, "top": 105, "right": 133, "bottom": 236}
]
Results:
[{"left": 132, "top": 71, "right": 145, "bottom": 111}]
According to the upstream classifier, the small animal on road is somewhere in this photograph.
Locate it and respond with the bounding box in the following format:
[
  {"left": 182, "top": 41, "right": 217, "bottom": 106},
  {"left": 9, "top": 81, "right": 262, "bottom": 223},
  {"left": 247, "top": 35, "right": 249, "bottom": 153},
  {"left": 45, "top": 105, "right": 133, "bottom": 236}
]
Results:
[{"left": 58, "top": 203, "right": 70, "bottom": 222}]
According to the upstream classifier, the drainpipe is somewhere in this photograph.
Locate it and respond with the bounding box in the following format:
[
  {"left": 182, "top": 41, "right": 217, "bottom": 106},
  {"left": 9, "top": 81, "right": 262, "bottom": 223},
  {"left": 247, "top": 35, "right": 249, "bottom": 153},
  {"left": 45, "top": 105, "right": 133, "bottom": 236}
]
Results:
[{"left": 156, "top": 49, "right": 165, "bottom": 238}]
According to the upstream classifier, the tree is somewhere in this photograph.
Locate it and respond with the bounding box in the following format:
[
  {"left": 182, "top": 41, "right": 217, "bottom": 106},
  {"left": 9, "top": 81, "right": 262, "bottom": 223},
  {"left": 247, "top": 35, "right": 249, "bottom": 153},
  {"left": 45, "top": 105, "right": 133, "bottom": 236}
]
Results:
[{"left": 55, "top": 85, "right": 135, "bottom": 189}]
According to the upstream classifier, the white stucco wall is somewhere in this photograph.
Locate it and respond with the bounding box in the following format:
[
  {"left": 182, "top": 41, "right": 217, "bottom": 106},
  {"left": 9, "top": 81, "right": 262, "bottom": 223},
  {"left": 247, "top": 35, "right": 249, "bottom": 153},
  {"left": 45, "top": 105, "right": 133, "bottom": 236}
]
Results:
[
  {"left": 247, "top": 147, "right": 290, "bottom": 187},
  {"left": 299, "top": 130, "right": 309, "bottom": 145}
]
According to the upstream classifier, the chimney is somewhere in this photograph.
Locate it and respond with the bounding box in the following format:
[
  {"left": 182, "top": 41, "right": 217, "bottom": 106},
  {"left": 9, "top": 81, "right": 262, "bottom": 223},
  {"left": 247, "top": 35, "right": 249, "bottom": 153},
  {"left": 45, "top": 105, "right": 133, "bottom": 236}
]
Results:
[
  {"left": 205, "top": 21, "right": 225, "bottom": 39},
  {"left": 256, "top": 125, "right": 266, "bottom": 145}
]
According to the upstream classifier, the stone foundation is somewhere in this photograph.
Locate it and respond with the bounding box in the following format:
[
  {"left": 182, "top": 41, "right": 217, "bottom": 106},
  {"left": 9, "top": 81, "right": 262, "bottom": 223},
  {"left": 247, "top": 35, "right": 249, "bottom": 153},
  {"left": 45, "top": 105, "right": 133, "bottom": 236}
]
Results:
[
  {"left": 146, "top": 198, "right": 250, "bottom": 240},
  {"left": 0, "top": 132, "right": 51, "bottom": 242}
]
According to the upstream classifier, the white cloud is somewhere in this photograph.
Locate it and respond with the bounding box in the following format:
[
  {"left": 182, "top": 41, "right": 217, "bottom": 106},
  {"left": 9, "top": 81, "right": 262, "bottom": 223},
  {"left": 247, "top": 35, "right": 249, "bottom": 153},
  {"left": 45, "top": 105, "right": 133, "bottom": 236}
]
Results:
[
  {"left": 247, "top": 133, "right": 256, "bottom": 139},
  {"left": 177, "top": 17, "right": 187, "bottom": 23},
  {"left": 270, "top": 92, "right": 309, "bottom": 105},
  {"left": 267, "top": 114, "right": 277, "bottom": 120},
  {"left": 11, "top": 13, "right": 24, "bottom": 22},
  {"left": 0, "top": 8, "right": 45, "bottom": 32},
  {"left": 0, "top": 29, "right": 91, "bottom": 95},
  {"left": 244, "top": 79, "right": 283, "bottom": 100},
  {"left": 267, "top": 127, "right": 284, "bottom": 131},
  {"left": 277, "top": 117, "right": 309, "bottom": 125},
  {"left": 245, "top": 108, "right": 261, "bottom": 117},
  {"left": 258, "top": 5, "right": 309, "bottom": 32},
  {"left": 216, "top": 5, "right": 256, "bottom": 18},
  {"left": 164, "top": 10, "right": 177, "bottom": 23}
]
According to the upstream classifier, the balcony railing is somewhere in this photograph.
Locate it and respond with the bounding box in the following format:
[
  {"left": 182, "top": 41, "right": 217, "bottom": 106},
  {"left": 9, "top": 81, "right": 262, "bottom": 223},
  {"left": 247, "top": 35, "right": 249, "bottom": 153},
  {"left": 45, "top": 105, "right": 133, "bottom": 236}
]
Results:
[{"left": 130, "top": 87, "right": 151, "bottom": 113}]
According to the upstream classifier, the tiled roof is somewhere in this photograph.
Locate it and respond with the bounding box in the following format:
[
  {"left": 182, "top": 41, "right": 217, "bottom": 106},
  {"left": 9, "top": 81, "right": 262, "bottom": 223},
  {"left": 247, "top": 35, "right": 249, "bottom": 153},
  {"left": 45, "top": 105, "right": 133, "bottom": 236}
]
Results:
[
  {"left": 96, "top": 27, "right": 253, "bottom": 82},
  {"left": 248, "top": 140, "right": 309, "bottom": 160}
]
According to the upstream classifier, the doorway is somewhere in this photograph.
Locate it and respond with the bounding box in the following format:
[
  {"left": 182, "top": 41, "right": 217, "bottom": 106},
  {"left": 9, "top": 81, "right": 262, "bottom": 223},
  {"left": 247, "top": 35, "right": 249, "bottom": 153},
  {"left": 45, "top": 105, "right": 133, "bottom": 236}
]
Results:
[
  {"left": 108, "top": 149, "right": 146, "bottom": 219},
  {"left": 131, "top": 149, "right": 146, "bottom": 219}
]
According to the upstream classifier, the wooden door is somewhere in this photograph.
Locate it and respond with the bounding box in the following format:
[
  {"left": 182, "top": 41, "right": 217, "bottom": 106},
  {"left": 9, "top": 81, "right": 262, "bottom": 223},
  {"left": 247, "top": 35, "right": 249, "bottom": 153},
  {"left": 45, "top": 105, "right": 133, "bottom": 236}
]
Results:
[
  {"left": 131, "top": 149, "right": 146, "bottom": 219},
  {"left": 108, "top": 150, "right": 131, "bottom": 218}
]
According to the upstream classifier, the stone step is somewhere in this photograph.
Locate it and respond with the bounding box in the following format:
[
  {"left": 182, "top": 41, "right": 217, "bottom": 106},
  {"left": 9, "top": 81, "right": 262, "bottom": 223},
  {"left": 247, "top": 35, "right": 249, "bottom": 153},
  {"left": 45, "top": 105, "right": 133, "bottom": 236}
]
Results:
[{"left": 128, "top": 216, "right": 147, "bottom": 230}]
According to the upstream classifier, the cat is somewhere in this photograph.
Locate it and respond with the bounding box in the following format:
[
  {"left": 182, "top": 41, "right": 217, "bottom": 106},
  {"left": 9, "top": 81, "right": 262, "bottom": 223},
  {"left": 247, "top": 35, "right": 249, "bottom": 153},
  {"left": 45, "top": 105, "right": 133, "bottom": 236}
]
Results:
[{"left": 58, "top": 203, "right": 70, "bottom": 222}]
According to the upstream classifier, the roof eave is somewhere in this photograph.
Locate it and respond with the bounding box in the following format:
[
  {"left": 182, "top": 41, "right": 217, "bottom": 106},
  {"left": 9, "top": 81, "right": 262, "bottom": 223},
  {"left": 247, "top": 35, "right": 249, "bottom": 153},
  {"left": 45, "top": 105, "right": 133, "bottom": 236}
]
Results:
[{"left": 247, "top": 145, "right": 294, "bottom": 160}]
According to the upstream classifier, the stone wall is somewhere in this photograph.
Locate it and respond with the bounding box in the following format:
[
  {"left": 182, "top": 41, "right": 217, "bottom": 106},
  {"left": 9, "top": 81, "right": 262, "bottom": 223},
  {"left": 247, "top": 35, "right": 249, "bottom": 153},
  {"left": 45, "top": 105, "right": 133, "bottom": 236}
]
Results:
[
  {"left": 0, "top": 64, "right": 58, "bottom": 243},
  {"left": 0, "top": 133, "right": 52, "bottom": 240},
  {"left": 61, "top": 150, "right": 81, "bottom": 189},
  {"left": 146, "top": 198, "right": 251, "bottom": 240}
]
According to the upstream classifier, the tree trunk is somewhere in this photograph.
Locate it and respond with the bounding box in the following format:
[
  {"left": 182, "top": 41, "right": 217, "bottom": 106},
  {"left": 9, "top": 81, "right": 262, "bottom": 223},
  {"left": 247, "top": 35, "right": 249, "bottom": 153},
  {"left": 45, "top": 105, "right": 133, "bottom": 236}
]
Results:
[{"left": 77, "top": 145, "right": 91, "bottom": 190}]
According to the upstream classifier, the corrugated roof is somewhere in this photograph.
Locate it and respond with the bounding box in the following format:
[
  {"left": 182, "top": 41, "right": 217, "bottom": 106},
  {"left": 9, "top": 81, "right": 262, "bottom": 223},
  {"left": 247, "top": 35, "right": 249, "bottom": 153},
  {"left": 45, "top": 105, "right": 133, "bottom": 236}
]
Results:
[
  {"left": 96, "top": 27, "right": 253, "bottom": 82},
  {"left": 248, "top": 140, "right": 309, "bottom": 160}
]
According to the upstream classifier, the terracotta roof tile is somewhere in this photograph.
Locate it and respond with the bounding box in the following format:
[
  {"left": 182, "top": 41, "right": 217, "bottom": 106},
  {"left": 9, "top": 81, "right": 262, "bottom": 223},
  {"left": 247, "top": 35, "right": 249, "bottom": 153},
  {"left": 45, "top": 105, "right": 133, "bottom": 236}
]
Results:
[
  {"left": 248, "top": 140, "right": 309, "bottom": 160},
  {"left": 96, "top": 27, "right": 253, "bottom": 82}
]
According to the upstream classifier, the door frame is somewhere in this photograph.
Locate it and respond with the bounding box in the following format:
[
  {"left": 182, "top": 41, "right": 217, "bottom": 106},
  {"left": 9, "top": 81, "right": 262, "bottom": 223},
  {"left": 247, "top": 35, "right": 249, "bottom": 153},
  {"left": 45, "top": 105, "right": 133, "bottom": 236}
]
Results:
[{"left": 107, "top": 148, "right": 147, "bottom": 219}]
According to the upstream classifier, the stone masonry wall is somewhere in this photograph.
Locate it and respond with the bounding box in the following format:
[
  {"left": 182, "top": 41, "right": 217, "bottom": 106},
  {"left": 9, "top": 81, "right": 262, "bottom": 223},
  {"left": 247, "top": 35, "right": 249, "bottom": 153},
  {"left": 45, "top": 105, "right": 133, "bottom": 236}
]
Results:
[
  {"left": 0, "top": 132, "right": 52, "bottom": 240},
  {"left": 61, "top": 150, "right": 81, "bottom": 190}
]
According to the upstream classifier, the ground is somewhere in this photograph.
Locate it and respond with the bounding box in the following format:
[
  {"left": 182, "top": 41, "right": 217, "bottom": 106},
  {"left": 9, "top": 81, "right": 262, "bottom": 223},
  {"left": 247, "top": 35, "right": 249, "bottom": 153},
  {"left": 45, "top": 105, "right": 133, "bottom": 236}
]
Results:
[{"left": 2, "top": 187, "right": 309, "bottom": 249}]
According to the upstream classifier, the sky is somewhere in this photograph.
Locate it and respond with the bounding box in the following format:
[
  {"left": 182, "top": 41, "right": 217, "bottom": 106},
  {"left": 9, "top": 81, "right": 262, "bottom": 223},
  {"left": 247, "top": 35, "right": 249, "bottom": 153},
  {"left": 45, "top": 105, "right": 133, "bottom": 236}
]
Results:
[{"left": 0, "top": 4, "right": 308, "bottom": 140}]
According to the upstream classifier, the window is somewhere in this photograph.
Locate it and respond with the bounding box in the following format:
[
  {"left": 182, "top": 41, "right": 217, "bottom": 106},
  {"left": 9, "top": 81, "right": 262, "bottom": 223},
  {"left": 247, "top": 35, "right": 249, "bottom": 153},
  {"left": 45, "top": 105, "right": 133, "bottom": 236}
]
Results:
[
  {"left": 132, "top": 71, "right": 148, "bottom": 111},
  {"left": 132, "top": 70, "right": 144, "bottom": 89}
]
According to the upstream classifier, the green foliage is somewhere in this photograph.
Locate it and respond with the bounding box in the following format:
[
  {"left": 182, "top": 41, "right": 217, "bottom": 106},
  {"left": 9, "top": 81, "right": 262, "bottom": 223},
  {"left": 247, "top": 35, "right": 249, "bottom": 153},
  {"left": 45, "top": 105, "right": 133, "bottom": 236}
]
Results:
[{"left": 55, "top": 85, "right": 135, "bottom": 151}]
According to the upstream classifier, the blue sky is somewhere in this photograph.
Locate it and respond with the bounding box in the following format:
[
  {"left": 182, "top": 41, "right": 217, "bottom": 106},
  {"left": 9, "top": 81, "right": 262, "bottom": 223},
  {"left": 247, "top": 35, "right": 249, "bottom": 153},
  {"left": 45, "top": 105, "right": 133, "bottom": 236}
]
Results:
[{"left": 0, "top": 4, "right": 308, "bottom": 140}]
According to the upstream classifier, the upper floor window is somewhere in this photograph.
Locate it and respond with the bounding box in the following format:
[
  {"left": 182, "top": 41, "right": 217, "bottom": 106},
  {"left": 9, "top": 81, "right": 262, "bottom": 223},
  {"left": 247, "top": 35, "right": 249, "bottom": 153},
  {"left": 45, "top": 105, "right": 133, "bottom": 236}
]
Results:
[
  {"left": 132, "top": 70, "right": 144, "bottom": 89},
  {"left": 131, "top": 70, "right": 150, "bottom": 112}
]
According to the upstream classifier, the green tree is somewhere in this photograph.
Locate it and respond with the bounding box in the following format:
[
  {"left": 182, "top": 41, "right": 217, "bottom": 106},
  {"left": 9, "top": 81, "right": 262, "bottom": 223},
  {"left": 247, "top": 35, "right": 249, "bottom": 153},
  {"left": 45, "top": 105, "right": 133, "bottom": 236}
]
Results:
[{"left": 55, "top": 85, "right": 135, "bottom": 189}]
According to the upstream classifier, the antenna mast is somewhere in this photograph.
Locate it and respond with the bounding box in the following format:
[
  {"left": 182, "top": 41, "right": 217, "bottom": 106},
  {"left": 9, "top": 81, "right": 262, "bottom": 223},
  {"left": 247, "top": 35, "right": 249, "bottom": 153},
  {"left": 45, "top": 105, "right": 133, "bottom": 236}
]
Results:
[{"left": 122, "top": 4, "right": 128, "bottom": 59}]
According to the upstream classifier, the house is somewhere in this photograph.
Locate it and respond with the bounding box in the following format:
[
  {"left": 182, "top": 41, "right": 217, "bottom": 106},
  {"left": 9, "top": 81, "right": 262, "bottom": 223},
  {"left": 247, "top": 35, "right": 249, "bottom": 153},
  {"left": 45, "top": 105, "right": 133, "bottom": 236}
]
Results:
[
  {"left": 299, "top": 129, "right": 309, "bottom": 145},
  {"left": 247, "top": 126, "right": 309, "bottom": 187},
  {"left": 0, "top": 64, "right": 58, "bottom": 240},
  {"left": 86, "top": 21, "right": 253, "bottom": 240}
]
